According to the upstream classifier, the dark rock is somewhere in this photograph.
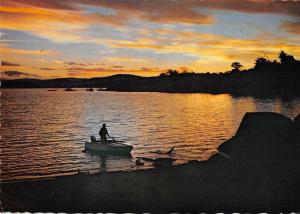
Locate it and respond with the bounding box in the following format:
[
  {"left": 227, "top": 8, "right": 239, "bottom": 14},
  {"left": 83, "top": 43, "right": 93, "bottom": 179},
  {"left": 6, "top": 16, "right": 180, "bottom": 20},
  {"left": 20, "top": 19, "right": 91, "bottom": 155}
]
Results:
[
  {"left": 218, "top": 112, "right": 298, "bottom": 161},
  {"left": 187, "top": 160, "right": 202, "bottom": 164},
  {"left": 294, "top": 113, "right": 300, "bottom": 130},
  {"left": 215, "top": 112, "right": 300, "bottom": 211},
  {"left": 207, "top": 152, "right": 230, "bottom": 164},
  {"left": 235, "top": 112, "right": 293, "bottom": 138},
  {"left": 135, "top": 158, "right": 144, "bottom": 166}
]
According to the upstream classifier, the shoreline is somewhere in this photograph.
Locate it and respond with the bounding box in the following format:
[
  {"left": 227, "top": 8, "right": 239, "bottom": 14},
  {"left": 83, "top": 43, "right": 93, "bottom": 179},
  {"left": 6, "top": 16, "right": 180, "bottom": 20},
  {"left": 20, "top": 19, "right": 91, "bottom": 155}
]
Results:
[
  {"left": 2, "top": 68, "right": 300, "bottom": 97},
  {"left": 1, "top": 160, "right": 201, "bottom": 184},
  {"left": 0, "top": 159, "right": 189, "bottom": 184},
  {"left": 2, "top": 87, "right": 300, "bottom": 99}
]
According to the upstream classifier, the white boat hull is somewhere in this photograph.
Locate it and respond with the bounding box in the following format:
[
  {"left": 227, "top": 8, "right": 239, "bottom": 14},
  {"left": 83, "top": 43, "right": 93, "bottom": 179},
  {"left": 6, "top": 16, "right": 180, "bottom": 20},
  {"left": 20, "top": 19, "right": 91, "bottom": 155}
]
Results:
[{"left": 85, "top": 140, "right": 133, "bottom": 154}]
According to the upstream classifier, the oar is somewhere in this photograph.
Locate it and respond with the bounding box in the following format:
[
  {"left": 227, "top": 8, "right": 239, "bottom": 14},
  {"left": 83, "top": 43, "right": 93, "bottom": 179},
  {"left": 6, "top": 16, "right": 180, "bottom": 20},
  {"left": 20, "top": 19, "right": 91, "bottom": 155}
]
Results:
[
  {"left": 108, "top": 135, "right": 116, "bottom": 141},
  {"left": 111, "top": 136, "right": 116, "bottom": 141},
  {"left": 108, "top": 135, "right": 124, "bottom": 143}
]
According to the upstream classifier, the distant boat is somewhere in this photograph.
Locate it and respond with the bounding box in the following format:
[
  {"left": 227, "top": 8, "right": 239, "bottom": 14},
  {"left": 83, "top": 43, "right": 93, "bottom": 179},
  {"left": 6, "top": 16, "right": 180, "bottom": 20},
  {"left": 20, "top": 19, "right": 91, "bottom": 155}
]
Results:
[
  {"left": 85, "top": 140, "right": 133, "bottom": 154},
  {"left": 65, "top": 88, "right": 76, "bottom": 91},
  {"left": 97, "top": 87, "right": 107, "bottom": 91},
  {"left": 86, "top": 88, "right": 94, "bottom": 91}
]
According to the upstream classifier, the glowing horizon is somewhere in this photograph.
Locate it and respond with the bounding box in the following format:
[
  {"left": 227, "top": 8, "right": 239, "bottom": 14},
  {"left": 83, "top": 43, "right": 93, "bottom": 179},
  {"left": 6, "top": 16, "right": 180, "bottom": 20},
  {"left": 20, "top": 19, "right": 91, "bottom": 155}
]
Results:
[{"left": 1, "top": 0, "right": 300, "bottom": 79}]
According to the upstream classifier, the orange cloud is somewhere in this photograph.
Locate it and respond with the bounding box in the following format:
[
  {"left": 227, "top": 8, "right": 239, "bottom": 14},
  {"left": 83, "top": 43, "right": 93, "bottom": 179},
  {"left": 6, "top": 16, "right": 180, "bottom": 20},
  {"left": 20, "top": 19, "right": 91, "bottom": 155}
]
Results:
[
  {"left": 1, "top": 61, "right": 20, "bottom": 66},
  {"left": 1, "top": 70, "right": 41, "bottom": 79},
  {"left": 67, "top": 67, "right": 108, "bottom": 72},
  {"left": 38, "top": 0, "right": 300, "bottom": 19},
  {"left": 106, "top": 28, "right": 300, "bottom": 72},
  {"left": 1, "top": 46, "right": 58, "bottom": 56},
  {"left": 65, "top": 65, "right": 164, "bottom": 76},
  {"left": 1, "top": 0, "right": 300, "bottom": 77},
  {"left": 2, "top": 0, "right": 299, "bottom": 44},
  {"left": 2, "top": 0, "right": 80, "bottom": 11},
  {"left": 6, "top": 0, "right": 300, "bottom": 18},
  {"left": 113, "top": 28, "right": 300, "bottom": 54},
  {"left": 3, "top": 0, "right": 214, "bottom": 25},
  {"left": 0, "top": 3, "right": 126, "bottom": 43},
  {"left": 40, "top": 67, "right": 57, "bottom": 70}
]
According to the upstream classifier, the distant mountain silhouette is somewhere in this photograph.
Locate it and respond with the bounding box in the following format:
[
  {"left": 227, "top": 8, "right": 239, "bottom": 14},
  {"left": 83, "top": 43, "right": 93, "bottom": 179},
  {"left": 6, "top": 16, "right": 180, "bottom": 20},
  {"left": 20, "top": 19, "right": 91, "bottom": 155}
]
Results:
[{"left": 2, "top": 51, "right": 300, "bottom": 96}]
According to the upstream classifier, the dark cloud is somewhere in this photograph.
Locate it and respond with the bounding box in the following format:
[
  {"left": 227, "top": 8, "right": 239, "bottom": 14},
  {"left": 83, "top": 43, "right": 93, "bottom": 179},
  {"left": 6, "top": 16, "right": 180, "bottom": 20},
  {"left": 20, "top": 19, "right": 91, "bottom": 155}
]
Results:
[
  {"left": 5, "top": 0, "right": 300, "bottom": 26},
  {"left": 64, "top": 62, "right": 87, "bottom": 66},
  {"left": 40, "top": 67, "right": 57, "bottom": 70},
  {"left": 67, "top": 67, "right": 126, "bottom": 73},
  {"left": 66, "top": 66, "right": 124, "bottom": 76},
  {"left": 81, "top": 0, "right": 300, "bottom": 24},
  {"left": 67, "top": 67, "right": 106, "bottom": 72},
  {"left": 1, "top": 70, "right": 40, "bottom": 79},
  {"left": 3, "top": 0, "right": 80, "bottom": 11},
  {"left": 140, "top": 67, "right": 152, "bottom": 72},
  {"left": 200, "top": 0, "right": 300, "bottom": 18},
  {"left": 111, "top": 65, "right": 124, "bottom": 68},
  {"left": 63, "top": 62, "right": 105, "bottom": 67},
  {"left": 281, "top": 21, "right": 300, "bottom": 35},
  {"left": 1, "top": 61, "right": 20, "bottom": 66},
  {"left": 3, "top": 0, "right": 212, "bottom": 25}
]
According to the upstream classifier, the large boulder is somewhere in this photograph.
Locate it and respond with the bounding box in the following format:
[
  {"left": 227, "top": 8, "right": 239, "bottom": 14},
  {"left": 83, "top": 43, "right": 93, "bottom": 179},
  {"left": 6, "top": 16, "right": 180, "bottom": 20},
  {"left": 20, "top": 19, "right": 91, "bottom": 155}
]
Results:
[
  {"left": 214, "top": 112, "right": 300, "bottom": 209},
  {"left": 235, "top": 112, "right": 293, "bottom": 138},
  {"left": 294, "top": 113, "right": 300, "bottom": 131},
  {"left": 218, "top": 112, "right": 298, "bottom": 161}
]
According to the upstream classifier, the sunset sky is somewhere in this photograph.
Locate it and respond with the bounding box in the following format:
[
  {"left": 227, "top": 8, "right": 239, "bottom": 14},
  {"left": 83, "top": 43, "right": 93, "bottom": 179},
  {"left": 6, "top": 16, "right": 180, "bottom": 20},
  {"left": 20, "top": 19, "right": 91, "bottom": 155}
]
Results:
[{"left": 1, "top": 0, "right": 300, "bottom": 79}]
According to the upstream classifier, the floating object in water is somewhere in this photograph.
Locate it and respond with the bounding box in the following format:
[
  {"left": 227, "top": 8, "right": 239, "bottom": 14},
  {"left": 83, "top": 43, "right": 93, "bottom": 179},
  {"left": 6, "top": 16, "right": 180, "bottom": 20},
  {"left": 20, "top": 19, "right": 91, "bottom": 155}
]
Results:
[
  {"left": 150, "top": 146, "right": 175, "bottom": 155},
  {"left": 85, "top": 136, "right": 133, "bottom": 154},
  {"left": 86, "top": 88, "right": 94, "bottom": 91},
  {"left": 135, "top": 158, "right": 144, "bottom": 166},
  {"left": 65, "top": 88, "right": 76, "bottom": 91},
  {"left": 139, "top": 157, "right": 155, "bottom": 162},
  {"left": 166, "top": 147, "right": 175, "bottom": 155},
  {"left": 138, "top": 157, "right": 176, "bottom": 168}
]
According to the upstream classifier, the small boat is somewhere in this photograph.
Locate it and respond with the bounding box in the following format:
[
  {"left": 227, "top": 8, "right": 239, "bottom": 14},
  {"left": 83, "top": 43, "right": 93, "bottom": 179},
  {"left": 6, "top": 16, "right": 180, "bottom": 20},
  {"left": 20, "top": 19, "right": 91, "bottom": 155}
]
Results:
[
  {"left": 85, "top": 140, "right": 133, "bottom": 154},
  {"left": 86, "top": 88, "right": 94, "bottom": 91},
  {"left": 65, "top": 88, "right": 76, "bottom": 91}
]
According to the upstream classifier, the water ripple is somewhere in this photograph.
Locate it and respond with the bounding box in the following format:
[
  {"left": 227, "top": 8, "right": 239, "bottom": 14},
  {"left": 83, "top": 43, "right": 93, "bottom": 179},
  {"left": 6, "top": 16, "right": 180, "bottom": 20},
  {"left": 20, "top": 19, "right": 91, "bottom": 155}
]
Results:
[{"left": 1, "top": 89, "right": 300, "bottom": 182}]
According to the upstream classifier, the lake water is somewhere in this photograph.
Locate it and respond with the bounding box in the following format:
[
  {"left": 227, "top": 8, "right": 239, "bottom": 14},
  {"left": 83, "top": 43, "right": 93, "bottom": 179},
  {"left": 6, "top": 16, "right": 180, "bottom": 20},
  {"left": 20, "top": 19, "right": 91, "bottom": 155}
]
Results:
[{"left": 1, "top": 89, "right": 300, "bottom": 182}]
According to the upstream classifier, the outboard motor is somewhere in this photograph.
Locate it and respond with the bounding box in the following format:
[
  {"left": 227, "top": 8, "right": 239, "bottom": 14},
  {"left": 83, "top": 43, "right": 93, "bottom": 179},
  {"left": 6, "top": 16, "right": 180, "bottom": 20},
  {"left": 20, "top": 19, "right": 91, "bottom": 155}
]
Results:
[{"left": 90, "top": 135, "right": 97, "bottom": 142}]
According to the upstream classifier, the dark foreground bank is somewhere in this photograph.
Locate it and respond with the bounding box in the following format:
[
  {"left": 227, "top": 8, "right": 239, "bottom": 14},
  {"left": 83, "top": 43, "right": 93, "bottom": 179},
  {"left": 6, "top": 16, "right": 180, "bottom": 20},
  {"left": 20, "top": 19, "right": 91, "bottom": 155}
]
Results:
[{"left": 1, "top": 112, "right": 300, "bottom": 212}]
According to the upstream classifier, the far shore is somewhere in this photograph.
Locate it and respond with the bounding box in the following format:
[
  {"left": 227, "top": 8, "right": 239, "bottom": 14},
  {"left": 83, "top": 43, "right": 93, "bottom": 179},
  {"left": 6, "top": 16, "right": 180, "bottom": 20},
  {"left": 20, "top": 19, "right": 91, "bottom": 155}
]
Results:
[
  {"left": 2, "top": 51, "right": 300, "bottom": 96},
  {"left": 2, "top": 87, "right": 300, "bottom": 99}
]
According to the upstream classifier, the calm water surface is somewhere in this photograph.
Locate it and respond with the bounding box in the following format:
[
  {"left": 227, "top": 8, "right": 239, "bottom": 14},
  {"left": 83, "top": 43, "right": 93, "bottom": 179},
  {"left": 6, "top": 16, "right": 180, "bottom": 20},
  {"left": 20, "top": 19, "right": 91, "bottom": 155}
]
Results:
[{"left": 1, "top": 89, "right": 300, "bottom": 182}]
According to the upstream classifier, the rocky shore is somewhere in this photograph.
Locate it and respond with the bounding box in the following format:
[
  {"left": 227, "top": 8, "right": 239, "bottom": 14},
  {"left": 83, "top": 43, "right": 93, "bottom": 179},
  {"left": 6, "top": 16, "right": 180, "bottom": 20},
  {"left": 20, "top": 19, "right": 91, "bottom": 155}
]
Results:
[{"left": 1, "top": 112, "right": 300, "bottom": 212}]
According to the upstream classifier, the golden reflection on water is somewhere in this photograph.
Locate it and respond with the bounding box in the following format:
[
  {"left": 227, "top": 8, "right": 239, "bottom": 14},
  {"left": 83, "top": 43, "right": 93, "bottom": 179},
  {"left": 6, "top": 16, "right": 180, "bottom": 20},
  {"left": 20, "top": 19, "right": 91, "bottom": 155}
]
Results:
[{"left": 1, "top": 89, "right": 300, "bottom": 182}]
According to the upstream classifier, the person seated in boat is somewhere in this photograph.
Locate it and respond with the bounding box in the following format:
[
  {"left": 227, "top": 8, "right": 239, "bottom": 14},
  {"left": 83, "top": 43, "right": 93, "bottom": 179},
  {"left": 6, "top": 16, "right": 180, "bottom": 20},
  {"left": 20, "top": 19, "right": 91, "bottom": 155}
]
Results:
[{"left": 99, "top": 123, "right": 109, "bottom": 142}]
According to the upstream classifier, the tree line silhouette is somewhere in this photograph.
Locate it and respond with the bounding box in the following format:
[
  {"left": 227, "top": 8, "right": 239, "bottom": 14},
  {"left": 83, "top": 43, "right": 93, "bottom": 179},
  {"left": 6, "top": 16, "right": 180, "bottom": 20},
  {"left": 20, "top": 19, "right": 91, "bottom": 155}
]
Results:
[
  {"left": 150, "top": 51, "right": 300, "bottom": 95},
  {"left": 3, "top": 51, "right": 300, "bottom": 96}
]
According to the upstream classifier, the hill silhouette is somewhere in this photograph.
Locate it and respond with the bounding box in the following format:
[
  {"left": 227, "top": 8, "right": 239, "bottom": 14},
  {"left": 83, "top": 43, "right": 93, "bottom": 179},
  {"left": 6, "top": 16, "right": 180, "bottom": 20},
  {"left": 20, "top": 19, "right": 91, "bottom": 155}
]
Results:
[{"left": 2, "top": 51, "right": 300, "bottom": 96}]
